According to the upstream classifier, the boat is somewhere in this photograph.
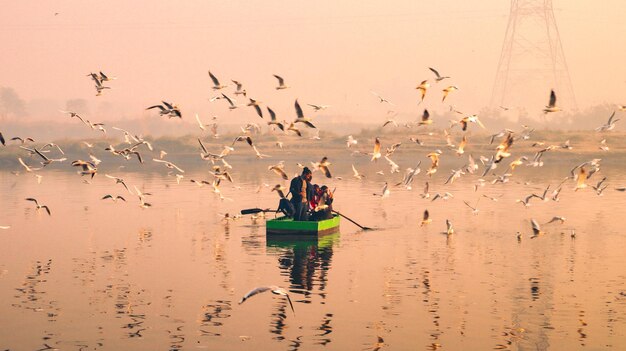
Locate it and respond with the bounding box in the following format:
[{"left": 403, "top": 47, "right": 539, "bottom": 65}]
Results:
[{"left": 266, "top": 214, "right": 340, "bottom": 237}]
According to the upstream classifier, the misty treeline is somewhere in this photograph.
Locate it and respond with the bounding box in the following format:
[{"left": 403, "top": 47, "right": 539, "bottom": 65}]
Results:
[{"left": 0, "top": 85, "right": 621, "bottom": 136}]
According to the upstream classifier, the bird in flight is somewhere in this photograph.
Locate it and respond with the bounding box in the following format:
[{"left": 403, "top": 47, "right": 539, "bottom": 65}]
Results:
[
  {"left": 420, "top": 209, "right": 432, "bottom": 227},
  {"left": 266, "top": 107, "right": 285, "bottom": 131},
  {"left": 442, "top": 86, "right": 458, "bottom": 102},
  {"left": 428, "top": 67, "right": 450, "bottom": 82},
  {"left": 208, "top": 71, "right": 228, "bottom": 90},
  {"left": 416, "top": 80, "right": 430, "bottom": 103},
  {"left": 102, "top": 195, "right": 126, "bottom": 203},
  {"left": 371, "top": 137, "right": 382, "bottom": 162},
  {"left": 239, "top": 285, "right": 294, "bottom": 314},
  {"left": 370, "top": 91, "right": 395, "bottom": 106},
  {"left": 543, "top": 90, "right": 561, "bottom": 114},
  {"left": 530, "top": 219, "right": 544, "bottom": 238},
  {"left": 25, "top": 198, "right": 51, "bottom": 216},
  {"left": 273, "top": 74, "right": 289, "bottom": 90}
]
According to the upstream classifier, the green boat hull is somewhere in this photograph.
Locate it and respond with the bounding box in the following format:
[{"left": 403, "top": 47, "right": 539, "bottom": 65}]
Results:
[{"left": 266, "top": 214, "right": 340, "bottom": 236}]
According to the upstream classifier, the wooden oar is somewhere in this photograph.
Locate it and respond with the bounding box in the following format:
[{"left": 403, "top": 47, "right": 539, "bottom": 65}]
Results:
[
  {"left": 332, "top": 210, "right": 373, "bottom": 231},
  {"left": 240, "top": 208, "right": 278, "bottom": 215}
]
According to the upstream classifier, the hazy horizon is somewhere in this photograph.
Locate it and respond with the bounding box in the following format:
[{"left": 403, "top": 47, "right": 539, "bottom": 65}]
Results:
[{"left": 1, "top": 1, "right": 626, "bottom": 128}]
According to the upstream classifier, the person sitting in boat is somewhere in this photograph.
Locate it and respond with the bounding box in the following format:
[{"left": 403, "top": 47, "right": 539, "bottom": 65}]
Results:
[
  {"left": 289, "top": 167, "right": 313, "bottom": 221},
  {"left": 310, "top": 184, "right": 322, "bottom": 210},
  {"left": 311, "top": 185, "right": 333, "bottom": 221}
]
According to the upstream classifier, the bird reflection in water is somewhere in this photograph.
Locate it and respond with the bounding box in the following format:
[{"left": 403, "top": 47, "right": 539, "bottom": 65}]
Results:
[{"left": 265, "top": 234, "right": 338, "bottom": 345}]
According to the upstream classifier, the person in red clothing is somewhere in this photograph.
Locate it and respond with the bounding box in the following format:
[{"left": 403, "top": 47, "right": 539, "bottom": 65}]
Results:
[
  {"left": 309, "top": 184, "right": 322, "bottom": 211},
  {"left": 311, "top": 185, "right": 333, "bottom": 221}
]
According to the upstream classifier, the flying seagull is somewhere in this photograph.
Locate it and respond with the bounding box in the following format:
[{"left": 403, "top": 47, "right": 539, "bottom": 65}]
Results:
[
  {"left": 25, "top": 198, "right": 51, "bottom": 215},
  {"left": 208, "top": 71, "right": 228, "bottom": 90},
  {"left": 273, "top": 74, "right": 289, "bottom": 90},
  {"left": 239, "top": 285, "right": 294, "bottom": 314},
  {"left": 428, "top": 67, "right": 450, "bottom": 82},
  {"left": 543, "top": 90, "right": 561, "bottom": 114}
]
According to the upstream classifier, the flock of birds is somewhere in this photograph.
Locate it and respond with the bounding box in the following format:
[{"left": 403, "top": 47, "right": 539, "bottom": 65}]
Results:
[{"left": 1, "top": 66, "right": 626, "bottom": 315}]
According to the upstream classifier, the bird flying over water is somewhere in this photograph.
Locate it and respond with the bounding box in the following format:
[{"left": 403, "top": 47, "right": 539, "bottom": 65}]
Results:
[
  {"left": 530, "top": 219, "right": 544, "bottom": 238},
  {"left": 371, "top": 137, "right": 382, "bottom": 162},
  {"left": 266, "top": 107, "right": 285, "bottom": 131},
  {"left": 420, "top": 209, "right": 432, "bottom": 227},
  {"left": 25, "top": 198, "right": 51, "bottom": 216},
  {"left": 595, "top": 111, "right": 619, "bottom": 132},
  {"left": 294, "top": 100, "right": 316, "bottom": 128},
  {"left": 239, "top": 285, "right": 294, "bottom": 314},
  {"left": 543, "top": 90, "right": 561, "bottom": 114}
]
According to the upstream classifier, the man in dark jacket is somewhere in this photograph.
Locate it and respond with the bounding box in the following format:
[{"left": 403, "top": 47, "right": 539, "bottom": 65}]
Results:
[{"left": 290, "top": 167, "right": 313, "bottom": 221}]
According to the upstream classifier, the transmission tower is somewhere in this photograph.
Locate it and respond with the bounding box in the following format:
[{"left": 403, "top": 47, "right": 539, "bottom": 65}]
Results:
[{"left": 491, "top": 0, "right": 577, "bottom": 112}]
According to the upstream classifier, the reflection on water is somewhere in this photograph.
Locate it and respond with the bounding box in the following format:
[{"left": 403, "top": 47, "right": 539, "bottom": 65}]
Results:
[
  {"left": 266, "top": 234, "right": 337, "bottom": 347},
  {"left": 1, "top": 166, "right": 626, "bottom": 350}
]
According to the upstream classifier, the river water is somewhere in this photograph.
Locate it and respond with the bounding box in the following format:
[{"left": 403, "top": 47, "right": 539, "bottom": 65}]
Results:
[{"left": 1, "top": 154, "right": 626, "bottom": 350}]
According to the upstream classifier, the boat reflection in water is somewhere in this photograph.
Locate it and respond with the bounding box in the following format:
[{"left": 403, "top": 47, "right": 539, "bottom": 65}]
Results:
[{"left": 265, "top": 233, "right": 339, "bottom": 347}]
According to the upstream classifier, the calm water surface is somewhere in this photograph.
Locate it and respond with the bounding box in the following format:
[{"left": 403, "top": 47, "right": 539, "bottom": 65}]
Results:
[{"left": 1, "top": 161, "right": 626, "bottom": 350}]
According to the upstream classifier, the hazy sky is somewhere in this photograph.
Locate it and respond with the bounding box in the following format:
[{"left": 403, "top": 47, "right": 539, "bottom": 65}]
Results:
[{"left": 1, "top": 1, "right": 625, "bottom": 123}]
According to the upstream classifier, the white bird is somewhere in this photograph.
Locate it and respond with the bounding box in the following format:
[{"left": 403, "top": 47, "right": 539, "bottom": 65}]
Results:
[
  {"left": 352, "top": 164, "right": 365, "bottom": 180},
  {"left": 444, "top": 168, "right": 465, "bottom": 185},
  {"left": 596, "top": 111, "right": 619, "bottom": 132},
  {"left": 105, "top": 174, "right": 131, "bottom": 193},
  {"left": 371, "top": 137, "right": 382, "bottom": 162},
  {"left": 252, "top": 145, "right": 271, "bottom": 159},
  {"left": 370, "top": 91, "right": 395, "bottom": 105},
  {"left": 268, "top": 163, "right": 289, "bottom": 180},
  {"left": 102, "top": 195, "right": 126, "bottom": 203},
  {"left": 308, "top": 104, "right": 330, "bottom": 111},
  {"left": 442, "top": 86, "right": 459, "bottom": 102},
  {"left": 416, "top": 80, "right": 430, "bottom": 103},
  {"left": 71, "top": 160, "right": 97, "bottom": 178},
  {"left": 420, "top": 210, "right": 432, "bottom": 227},
  {"left": 18, "top": 157, "right": 42, "bottom": 172},
  {"left": 247, "top": 98, "right": 264, "bottom": 118},
  {"left": 41, "top": 142, "right": 65, "bottom": 155},
  {"left": 428, "top": 67, "right": 450, "bottom": 82},
  {"left": 543, "top": 90, "right": 561, "bottom": 114},
  {"left": 231, "top": 79, "right": 246, "bottom": 96},
  {"left": 530, "top": 219, "right": 544, "bottom": 238},
  {"left": 384, "top": 156, "right": 400, "bottom": 174},
  {"left": 25, "top": 198, "right": 51, "bottom": 216},
  {"left": 545, "top": 216, "right": 566, "bottom": 225},
  {"left": 396, "top": 164, "right": 421, "bottom": 190},
  {"left": 239, "top": 285, "right": 294, "bottom": 314},
  {"left": 273, "top": 74, "right": 290, "bottom": 90},
  {"left": 373, "top": 182, "right": 390, "bottom": 198},
  {"left": 153, "top": 159, "right": 185, "bottom": 173},
  {"left": 309, "top": 130, "right": 321, "bottom": 140},
  {"left": 599, "top": 139, "right": 610, "bottom": 152},
  {"left": 208, "top": 71, "right": 228, "bottom": 90},
  {"left": 418, "top": 109, "right": 432, "bottom": 126},
  {"left": 195, "top": 114, "right": 211, "bottom": 131},
  {"left": 463, "top": 199, "right": 480, "bottom": 215},
  {"left": 294, "top": 100, "right": 316, "bottom": 128},
  {"left": 267, "top": 107, "right": 285, "bottom": 131},
  {"left": 221, "top": 93, "right": 240, "bottom": 110},
  {"left": 442, "top": 219, "right": 454, "bottom": 235},
  {"left": 432, "top": 192, "right": 453, "bottom": 202},
  {"left": 346, "top": 135, "right": 358, "bottom": 148}
]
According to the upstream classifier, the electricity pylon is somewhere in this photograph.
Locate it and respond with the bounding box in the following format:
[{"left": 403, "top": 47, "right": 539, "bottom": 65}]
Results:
[{"left": 491, "top": 0, "right": 577, "bottom": 112}]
